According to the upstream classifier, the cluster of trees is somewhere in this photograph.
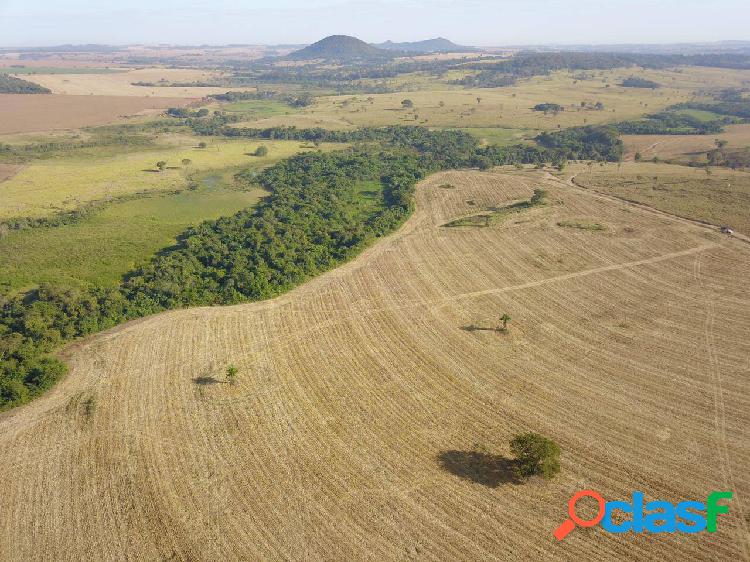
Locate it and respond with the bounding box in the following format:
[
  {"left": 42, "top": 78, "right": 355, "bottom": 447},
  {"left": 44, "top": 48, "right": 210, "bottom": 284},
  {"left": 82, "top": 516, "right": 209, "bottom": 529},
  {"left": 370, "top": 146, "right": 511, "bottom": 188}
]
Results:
[
  {"left": 671, "top": 100, "right": 750, "bottom": 120},
  {"left": 535, "top": 125, "right": 624, "bottom": 161},
  {"left": 621, "top": 76, "right": 660, "bottom": 89},
  {"left": 614, "top": 112, "right": 728, "bottom": 135},
  {"left": 0, "top": 74, "right": 51, "bottom": 94},
  {"left": 0, "top": 124, "right": 626, "bottom": 410},
  {"left": 612, "top": 96, "right": 750, "bottom": 136},
  {"left": 207, "top": 90, "right": 316, "bottom": 108},
  {"left": 533, "top": 103, "right": 565, "bottom": 113},
  {"left": 166, "top": 107, "right": 210, "bottom": 118}
]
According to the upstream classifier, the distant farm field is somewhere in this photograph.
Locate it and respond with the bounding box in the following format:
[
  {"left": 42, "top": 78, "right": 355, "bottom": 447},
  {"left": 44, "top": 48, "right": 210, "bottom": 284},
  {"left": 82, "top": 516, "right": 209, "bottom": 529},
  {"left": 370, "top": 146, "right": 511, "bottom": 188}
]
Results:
[
  {"left": 0, "top": 138, "right": 327, "bottom": 219},
  {"left": 0, "top": 94, "right": 189, "bottom": 134},
  {"left": 1, "top": 168, "right": 747, "bottom": 560},
  {"left": 623, "top": 123, "right": 750, "bottom": 163},
  {"left": 562, "top": 161, "right": 750, "bottom": 235},
  {"left": 26, "top": 68, "right": 246, "bottom": 97}
]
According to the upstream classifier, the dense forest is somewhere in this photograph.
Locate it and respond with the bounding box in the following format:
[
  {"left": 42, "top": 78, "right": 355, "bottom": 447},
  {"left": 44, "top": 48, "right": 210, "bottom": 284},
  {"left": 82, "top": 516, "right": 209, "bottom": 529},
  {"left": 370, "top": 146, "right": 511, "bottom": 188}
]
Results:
[
  {"left": 0, "top": 125, "right": 624, "bottom": 409},
  {"left": 0, "top": 74, "right": 51, "bottom": 94}
]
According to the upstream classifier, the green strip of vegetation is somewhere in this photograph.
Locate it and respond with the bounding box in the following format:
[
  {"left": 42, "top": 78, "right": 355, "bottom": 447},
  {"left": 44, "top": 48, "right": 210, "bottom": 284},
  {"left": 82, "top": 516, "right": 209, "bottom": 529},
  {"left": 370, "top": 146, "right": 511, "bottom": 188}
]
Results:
[{"left": 443, "top": 189, "right": 547, "bottom": 227}]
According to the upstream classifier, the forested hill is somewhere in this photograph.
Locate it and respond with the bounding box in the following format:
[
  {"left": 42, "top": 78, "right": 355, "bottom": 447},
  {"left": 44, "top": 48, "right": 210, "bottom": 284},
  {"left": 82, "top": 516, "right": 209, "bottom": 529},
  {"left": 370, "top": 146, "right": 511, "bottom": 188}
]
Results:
[{"left": 286, "top": 35, "right": 391, "bottom": 61}]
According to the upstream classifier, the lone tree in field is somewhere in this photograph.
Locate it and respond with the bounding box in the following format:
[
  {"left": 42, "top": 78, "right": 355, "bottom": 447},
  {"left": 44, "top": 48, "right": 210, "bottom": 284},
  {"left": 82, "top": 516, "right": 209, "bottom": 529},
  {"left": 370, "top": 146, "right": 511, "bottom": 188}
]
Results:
[
  {"left": 197, "top": 141, "right": 207, "bottom": 149},
  {"left": 226, "top": 365, "right": 238, "bottom": 384},
  {"left": 476, "top": 96, "right": 482, "bottom": 104},
  {"left": 181, "top": 158, "right": 192, "bottom": 167},
  {"left": 510, "top": 432, "right": 561, "bottom": 480},
  {"left": 499, "top": 313, "right": 511, "bottom": 331},
  {"left": 156, "top": 161, "right": 167, "bottom": 172},
  {"left": 254, "top": 145, "right": 268, "bottom": 157},
  {"left": 401, "top": 99, "right": 414, "bottom": 109}
]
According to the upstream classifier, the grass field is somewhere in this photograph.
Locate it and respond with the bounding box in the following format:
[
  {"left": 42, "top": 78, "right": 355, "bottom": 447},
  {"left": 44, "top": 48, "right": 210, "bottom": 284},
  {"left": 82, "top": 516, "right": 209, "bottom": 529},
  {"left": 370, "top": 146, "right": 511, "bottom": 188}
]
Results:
[
  {"left": 0, "top": 138, "right": 330, "bottom": 219},
  {"left": 0, "top": 168, "right": 747, "bottom": 560},
  {"left": 229, "top": 67, "right": 750, "bottom": 131},
  {"left": 563, "top": 161, "right": 750, "bottom": 235},
  {"left": 0, "top": 170, "right": 266, "bottom": 292},
  {"left": 623, "top": 123, "right": 750, "bottom": 163}
]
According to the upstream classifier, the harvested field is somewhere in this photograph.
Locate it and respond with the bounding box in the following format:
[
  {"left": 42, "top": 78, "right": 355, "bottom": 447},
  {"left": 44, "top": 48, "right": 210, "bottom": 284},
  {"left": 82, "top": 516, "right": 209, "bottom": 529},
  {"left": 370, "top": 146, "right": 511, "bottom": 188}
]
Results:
[
  {"left": 0, "top": 94, "right": 190, "bottom": 134},
  {"left": 0, "top": 169, "right": 748, "bottom": 560},
  {"left": 26, "top": 68, "right": 245, "bottom": 97}
]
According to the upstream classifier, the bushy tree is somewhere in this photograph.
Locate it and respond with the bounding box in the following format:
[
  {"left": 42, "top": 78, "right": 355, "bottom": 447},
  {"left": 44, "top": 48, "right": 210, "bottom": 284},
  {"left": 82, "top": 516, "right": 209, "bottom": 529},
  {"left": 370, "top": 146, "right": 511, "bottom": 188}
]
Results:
[
  {"left": 510, "top": 432, "right": 561, "bottom": 479},
  {"left": 254, "top": 145, "right": 269, "bottom": 157}
]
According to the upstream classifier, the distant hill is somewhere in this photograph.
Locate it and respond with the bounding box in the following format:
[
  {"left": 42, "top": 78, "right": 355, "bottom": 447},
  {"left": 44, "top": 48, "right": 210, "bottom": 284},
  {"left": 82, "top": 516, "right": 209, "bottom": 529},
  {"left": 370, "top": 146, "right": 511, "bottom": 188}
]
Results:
[
  {"left": 286, "top": 35, "right": 391, "bottom": 61},
  {"left": 375, "top": 37, "right": 475, "bottom": 53}
]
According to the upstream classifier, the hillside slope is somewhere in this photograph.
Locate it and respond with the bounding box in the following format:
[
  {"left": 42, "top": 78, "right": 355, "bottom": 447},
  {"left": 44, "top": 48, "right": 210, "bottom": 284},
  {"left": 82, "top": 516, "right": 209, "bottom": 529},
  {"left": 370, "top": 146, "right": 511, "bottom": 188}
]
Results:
[
  {"left": 287, "top": 35, "right": 390, "bottom": 61},
  {"left": 375, "top": 37, "right": 475, "bottom": 53},
  {"left": 0, "top": 169, "right": 748, "bottom": 560}
]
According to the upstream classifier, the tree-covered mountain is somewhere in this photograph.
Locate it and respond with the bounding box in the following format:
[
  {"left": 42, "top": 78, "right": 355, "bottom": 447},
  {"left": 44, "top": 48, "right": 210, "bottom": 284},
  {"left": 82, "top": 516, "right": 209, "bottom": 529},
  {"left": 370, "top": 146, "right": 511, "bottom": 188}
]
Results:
[{"left": 286, "top": 35, "right": 392, "bottom": 61}]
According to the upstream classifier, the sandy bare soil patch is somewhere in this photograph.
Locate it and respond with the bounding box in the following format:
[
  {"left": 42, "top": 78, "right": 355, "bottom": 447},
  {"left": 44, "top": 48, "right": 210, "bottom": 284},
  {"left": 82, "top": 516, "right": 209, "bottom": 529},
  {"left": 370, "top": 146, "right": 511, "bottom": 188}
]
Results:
[
  {"left": 0, "top": 163, "right": 23, "bottom": 183},
  {"left": 25, "top": 68, "right": 245, "bottom": 98},
  {"left": 0, "top": 169, "right": 747, "bottom": 560},
  {"left": 0, "top": 94, "right": 190, "bottom": 134}
]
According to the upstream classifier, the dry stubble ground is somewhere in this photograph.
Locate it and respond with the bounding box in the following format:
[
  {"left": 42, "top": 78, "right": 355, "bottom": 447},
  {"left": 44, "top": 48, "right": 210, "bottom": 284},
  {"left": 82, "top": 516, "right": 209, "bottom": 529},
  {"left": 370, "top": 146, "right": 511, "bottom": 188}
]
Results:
[{"left": 0, "top": 169, "right": 748, "bottom": 561}]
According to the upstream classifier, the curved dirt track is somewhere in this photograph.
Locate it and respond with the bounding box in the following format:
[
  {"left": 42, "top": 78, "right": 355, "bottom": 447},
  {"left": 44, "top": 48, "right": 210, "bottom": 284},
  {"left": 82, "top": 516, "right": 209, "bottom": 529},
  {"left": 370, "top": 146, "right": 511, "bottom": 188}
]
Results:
[{"left": 1, "top": 169, "right": 749, "bottom": 561}]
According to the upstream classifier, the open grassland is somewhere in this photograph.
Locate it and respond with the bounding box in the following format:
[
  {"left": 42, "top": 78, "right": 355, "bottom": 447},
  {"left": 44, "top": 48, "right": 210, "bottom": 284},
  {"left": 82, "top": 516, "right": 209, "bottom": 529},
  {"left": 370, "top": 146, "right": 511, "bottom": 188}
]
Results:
[
  {"left": 564, "top": 161, "right": 750, "bottom": 235},
  {"left": 0, "top": 138, "right": 330, "bottom": 219},
  {"left": 22, "top": 68, "right": 242, "bottom": 97},
  {"left": 0, "top": 94, "right": 189, "bottom": 134},
  {"left": 0, "top": 169, "right": 747, "bottom": 560},
  {"left": 0, "top": 171, "right": 266, "bottom": 291},
  {"left": 623, "top": 123, "right": 750, "bottom": 163},
  {"left": 235, "top": 66, "right": 750, "bottom": 132}
]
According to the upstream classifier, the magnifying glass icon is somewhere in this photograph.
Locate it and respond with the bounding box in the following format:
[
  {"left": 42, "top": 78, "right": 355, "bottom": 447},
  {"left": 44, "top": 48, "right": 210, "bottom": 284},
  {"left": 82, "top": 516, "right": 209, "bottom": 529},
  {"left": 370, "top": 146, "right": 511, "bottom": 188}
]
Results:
[{"left": 553, "top": 490, "right": 606, "bottom": 540}]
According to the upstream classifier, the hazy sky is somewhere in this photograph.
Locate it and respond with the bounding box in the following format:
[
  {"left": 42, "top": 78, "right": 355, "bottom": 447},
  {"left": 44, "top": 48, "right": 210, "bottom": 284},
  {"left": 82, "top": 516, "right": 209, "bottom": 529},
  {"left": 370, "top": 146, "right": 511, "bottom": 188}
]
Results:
[{"left": 1, "top": 0, "right": 748, "bottom": 47}]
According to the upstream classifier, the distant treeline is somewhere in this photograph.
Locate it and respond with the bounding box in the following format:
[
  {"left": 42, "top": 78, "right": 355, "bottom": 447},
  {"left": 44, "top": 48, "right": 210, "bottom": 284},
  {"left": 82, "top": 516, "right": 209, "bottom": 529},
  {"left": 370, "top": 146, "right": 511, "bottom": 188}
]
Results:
[
  {"left": 0, "top": 74, "right": 50, "bottom": 94},
  {"left": 0, "top": 124, "right": 624, "bottom": 410},
  {"left": 454, "top": 51, "right": 750, "bottom": 88}
]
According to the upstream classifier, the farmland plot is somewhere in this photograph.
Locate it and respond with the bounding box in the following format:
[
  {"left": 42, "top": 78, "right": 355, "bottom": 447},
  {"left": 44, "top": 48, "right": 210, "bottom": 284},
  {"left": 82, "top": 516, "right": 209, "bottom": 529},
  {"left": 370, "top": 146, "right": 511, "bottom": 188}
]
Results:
[{"left": 0, "top": 169, "right": 747, "bottom": 561}]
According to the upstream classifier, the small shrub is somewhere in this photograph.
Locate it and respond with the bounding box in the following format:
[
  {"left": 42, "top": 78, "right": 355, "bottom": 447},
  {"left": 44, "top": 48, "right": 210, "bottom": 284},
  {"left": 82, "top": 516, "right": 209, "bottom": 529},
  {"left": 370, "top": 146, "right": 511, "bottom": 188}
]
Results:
[{"left": 254, "top": 145, "right": 268, "bottom": 157}]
